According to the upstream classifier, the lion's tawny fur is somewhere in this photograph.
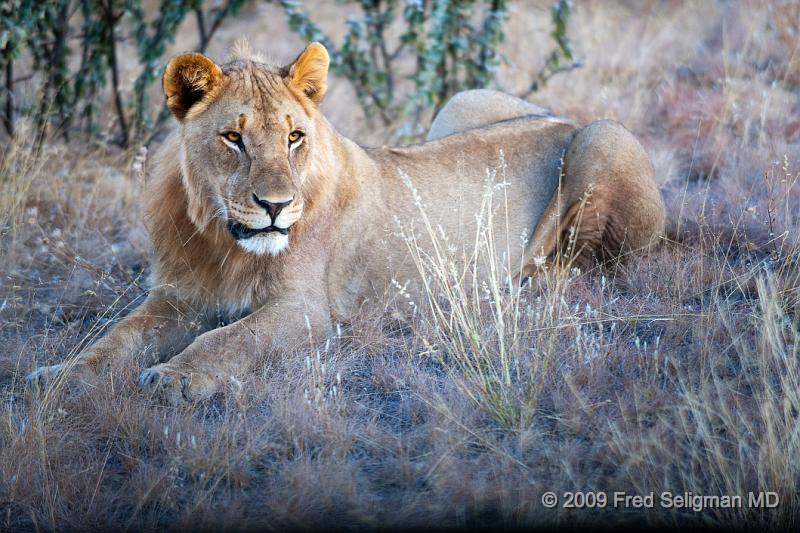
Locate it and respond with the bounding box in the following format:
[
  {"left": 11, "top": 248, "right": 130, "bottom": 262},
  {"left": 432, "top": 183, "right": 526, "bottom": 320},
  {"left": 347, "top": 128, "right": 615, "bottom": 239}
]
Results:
[
  {"left": 28, "top": 44, "right": 665, "bottom": 403},
  {"left": 427, "top": 88, "right": 577, "bottom": 141}
]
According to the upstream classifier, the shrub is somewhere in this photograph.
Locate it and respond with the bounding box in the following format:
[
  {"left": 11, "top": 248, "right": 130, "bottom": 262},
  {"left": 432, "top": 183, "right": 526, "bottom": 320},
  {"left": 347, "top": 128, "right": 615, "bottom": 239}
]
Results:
[
  {"left": 281, "top": 0, "right": 576, "bottom": 137},
  {"left": 1, "top": 0, "right": 575, "bottom": 145},
  {"left": 0, "top": 0, "right": 246, "bottom": 147}
]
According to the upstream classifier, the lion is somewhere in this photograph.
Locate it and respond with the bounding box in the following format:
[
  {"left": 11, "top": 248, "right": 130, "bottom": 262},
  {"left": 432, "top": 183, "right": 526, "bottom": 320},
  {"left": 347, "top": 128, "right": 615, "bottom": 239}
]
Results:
[{"left": 27, "top": 43, "right": 665, "bottom": 404}]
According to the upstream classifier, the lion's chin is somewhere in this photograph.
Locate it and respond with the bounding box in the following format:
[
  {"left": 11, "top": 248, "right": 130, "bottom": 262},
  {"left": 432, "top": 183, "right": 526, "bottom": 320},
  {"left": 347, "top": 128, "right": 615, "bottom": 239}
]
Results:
[{"left": 235, "top": 233, "right": 289, "bottom": 256}]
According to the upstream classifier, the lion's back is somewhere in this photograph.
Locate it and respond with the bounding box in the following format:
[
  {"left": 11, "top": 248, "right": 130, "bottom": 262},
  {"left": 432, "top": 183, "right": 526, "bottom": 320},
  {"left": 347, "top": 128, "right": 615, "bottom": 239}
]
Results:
[{"left": 427, "top": 89, "right": 576, "bottom": 141}]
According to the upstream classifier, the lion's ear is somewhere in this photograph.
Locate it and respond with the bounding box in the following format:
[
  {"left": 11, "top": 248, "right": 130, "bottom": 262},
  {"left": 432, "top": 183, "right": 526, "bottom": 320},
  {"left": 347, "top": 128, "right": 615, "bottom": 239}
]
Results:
[
  {"left": 163, "top": 53, "right": 223, "bottom": 121},
  {"left": 286, "top": 43, "right": 329, "bottom": 105}
]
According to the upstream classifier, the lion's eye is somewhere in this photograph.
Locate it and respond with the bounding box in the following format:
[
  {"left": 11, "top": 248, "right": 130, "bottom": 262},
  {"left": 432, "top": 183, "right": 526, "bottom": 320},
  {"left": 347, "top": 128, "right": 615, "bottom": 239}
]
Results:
[
  {"left": 288, "top": 131, "right": 304, "bottom": 144},
  {"left": 222, "top": 131, "right": 241, "bottom": 143}
]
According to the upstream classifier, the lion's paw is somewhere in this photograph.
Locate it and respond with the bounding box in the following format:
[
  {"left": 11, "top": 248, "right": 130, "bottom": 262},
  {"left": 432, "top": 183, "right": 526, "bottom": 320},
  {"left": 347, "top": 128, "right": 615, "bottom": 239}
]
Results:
[
  {"left": 138, "top": 364, "right": 218, "bottom": 405},
  {"left": 26, "top": 362, "right": 96, "bottom": 393}
]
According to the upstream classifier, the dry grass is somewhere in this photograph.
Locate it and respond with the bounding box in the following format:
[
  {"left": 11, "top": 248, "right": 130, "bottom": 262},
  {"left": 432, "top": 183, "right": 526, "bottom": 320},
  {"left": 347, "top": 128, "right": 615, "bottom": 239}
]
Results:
[{"left": 2, "top": 0, "right": 800, "bottom": 529}]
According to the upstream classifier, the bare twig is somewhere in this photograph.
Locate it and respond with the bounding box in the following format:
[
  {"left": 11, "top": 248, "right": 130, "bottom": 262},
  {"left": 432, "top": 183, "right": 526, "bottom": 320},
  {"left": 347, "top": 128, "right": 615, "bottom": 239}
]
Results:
[
  {"left": 102, "top": 0, "right": 129, "bottom": 147},
  {"left": 2, "top": 42, "right": 13, "bottom": 136},
  {"left": 521, "top": 60, "right": 582, "bottom": 100},
  {"left": 195, "top": 8, "right": 208, "bottom": 51}
]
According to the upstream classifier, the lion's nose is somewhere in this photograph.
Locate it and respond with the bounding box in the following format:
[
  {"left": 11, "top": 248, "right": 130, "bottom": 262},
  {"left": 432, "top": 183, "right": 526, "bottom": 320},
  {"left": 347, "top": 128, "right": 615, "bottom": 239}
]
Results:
[{"left": 252, "top": 194, "right": 293, "bottom": 222}]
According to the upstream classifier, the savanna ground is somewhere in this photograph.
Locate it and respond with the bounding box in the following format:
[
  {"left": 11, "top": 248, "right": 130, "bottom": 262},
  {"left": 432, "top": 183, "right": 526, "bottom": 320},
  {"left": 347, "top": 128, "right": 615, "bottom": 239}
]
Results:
[{"left": 2, "top": 0, "right": 800, "bottom": 530}]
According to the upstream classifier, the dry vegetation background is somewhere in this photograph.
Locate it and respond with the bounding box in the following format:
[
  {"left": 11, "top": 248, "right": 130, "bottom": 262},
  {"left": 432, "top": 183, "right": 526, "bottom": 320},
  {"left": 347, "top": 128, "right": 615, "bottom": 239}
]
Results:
[{"left": 2, "top": 0, "right": 800, "bottom": 530}]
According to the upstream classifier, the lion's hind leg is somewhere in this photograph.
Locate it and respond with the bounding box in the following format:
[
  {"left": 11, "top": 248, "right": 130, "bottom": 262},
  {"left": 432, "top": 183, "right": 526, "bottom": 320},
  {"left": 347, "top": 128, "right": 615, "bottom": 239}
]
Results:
[
  {"left": 518, "top": 187, "right": 610, "bottom": 281},
  {"left": 518, "top": 120, "right": 665, "bottom": 281}
]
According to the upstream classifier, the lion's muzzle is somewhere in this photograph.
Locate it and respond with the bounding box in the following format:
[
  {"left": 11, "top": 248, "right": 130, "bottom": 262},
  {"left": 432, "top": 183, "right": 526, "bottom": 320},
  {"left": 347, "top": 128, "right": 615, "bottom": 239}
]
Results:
[
  {"left": 225, "top": 195, "right": 303, "bottom": 254},
  {"left": 252, "top": 194, "right": 292, "bottom": 222}
]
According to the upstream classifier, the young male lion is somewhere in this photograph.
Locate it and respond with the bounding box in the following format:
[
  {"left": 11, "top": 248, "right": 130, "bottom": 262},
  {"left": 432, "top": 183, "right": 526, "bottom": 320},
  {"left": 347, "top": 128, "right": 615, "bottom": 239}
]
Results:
[{"left": 28, "top": 43, "right": 665, "bottom": 404}]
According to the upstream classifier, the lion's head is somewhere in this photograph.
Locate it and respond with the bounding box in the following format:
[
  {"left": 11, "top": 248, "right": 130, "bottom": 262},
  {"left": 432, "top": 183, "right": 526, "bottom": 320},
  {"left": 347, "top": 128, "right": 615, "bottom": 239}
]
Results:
[{"left": 162, "top": 43, "right": 330, "bottom": 256}]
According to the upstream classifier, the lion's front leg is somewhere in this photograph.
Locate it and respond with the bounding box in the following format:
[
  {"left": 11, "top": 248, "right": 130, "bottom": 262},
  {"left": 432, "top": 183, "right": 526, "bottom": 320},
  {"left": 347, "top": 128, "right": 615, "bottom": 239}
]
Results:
[
  {"left": 27, "top": 291, "right": 206, "bottom": 392},
  {"left": 136, "top": 325, "right": 246, "bottom": 405},
  {"left": 138, "top": 295, "right": 332, "bottom": 405}
]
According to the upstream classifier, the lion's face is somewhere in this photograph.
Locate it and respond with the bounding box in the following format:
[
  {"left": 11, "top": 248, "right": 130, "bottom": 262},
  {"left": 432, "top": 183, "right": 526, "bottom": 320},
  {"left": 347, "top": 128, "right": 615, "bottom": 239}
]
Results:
[
  {"left": 180, "top": 68, "right": 313, "bottom": 256},
  {"left": 162, "top": 44, "right": 329, "bottom": 255}
]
